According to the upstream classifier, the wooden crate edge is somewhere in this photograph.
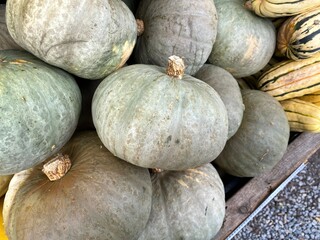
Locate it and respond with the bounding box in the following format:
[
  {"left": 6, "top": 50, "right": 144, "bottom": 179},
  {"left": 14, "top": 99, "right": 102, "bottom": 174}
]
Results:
[{"left": 213, "top": 132, "right": 320, "bottom": 240}]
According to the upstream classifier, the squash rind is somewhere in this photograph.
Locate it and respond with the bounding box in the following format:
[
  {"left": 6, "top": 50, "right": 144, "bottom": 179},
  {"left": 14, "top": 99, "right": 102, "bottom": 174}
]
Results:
[
  {"left": 214, "top": 89, "right": 290, "bottom": 177},
  {"left": 280, "top": 98, "right": 320, "bottom": 132},
  {"left": 277, "top": 8, "right": 320, "bottom": 60},
  {"left": 133, "top": 0, "right": 218, "bottom": 75},
  {"left": 195, "top": 64, "right": 244, "bottom": 139},
  {"left": 3, "top": 131, "right": 152, "bottom": 240},
  {"left": 92, "top": 64, "right": 229, "bottom": 170},
  {"left": 257, "top": 54, "right": 320, "bottom": 101},
  {"left": 138, "top": 164, "right": 225, "bottom": 240},
  {"left": 0, "top": 50, "right": 81, "bottom": 174},
  {"left": 5, "top": 0, "right": 137, "bottom": 79},
  {"left": 245, "top": 0, "right": 320, "bottom": 18},
  {"left": 208, "top": 0, "right": 276, "bottom": 78}
]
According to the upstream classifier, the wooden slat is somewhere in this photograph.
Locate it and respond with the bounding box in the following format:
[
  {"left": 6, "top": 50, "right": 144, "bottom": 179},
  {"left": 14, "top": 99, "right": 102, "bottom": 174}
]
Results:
[{"left": 214, "top": 132, "right": 320, "bottom": 240}]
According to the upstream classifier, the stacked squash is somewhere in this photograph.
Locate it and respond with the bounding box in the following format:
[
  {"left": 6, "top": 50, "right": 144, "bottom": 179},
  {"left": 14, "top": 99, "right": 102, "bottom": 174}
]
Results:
[
  {"left": 0, "top": 0, "right": 313, "bottom": 239},
  {"left": 243, "top": 1, "right": 320, "bottom": 133}
]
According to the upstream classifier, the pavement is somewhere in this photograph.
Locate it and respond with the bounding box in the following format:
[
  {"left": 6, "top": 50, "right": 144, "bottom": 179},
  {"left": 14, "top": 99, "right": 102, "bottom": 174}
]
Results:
[{"left": 231, "top": 147, "right": 320, "bottom": 240}]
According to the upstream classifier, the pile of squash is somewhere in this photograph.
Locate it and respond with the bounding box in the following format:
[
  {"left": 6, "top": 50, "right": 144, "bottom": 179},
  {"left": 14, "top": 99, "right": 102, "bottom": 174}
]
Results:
[
  {"left": 243, "top": 0, "right": 320, "bottom": 133},
  {"left": 0, "top": 0, "right": 319, "bottom": 239}
]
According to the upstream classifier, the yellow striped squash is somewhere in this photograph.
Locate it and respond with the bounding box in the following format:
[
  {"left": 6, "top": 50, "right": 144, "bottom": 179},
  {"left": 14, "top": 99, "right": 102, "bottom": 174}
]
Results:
[
  {"left": 280, "top": 98, "right": 320, "bottom": 132},
  {"left": 257, "top": 54, "right": 320, "bottom": 100},
  {"left": 0, "top": 197, "right": 8, "bottom": 240},
  {"left": 296, "top": 90, "right": 320, "bottom": 106},
  {"left": 277, "top": 8, "right": 320, "bottom": 60},
  {"left": 244, "top": 0, "right": 320, "bottom": 18}
]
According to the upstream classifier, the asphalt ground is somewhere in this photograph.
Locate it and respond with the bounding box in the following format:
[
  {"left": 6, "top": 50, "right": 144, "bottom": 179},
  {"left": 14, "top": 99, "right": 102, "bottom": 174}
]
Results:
[{"left": 232, "top": 148, "right": 320, "bottom": 240}]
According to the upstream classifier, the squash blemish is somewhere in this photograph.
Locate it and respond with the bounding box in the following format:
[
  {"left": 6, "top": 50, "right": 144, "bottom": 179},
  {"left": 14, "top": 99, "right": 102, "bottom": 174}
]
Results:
[
  {"left": 177, "top": 179, "right": 189, "bottom": 188},
  {"left": 243, "top": 35, "right": 259, "bottom": 61},
  {"left": 165, "top": 135, "right": 172, "bottom": 143},
  {"left": 9, "top": 59, "right": 29, "bottom": 65}
]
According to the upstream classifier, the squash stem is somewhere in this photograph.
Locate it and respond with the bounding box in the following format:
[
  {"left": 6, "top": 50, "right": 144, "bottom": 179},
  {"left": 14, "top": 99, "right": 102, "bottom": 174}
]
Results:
[
  {"left": 42, "top": 154, "right": 71, "bottom": 181},
  {"left": 166, "top": 55, "right": 185, "bottom": 79},
  {"left": 152, "top": 168, "right": 164, "bottom": 173},
  {"left": 136, "top": 19, "right": 144, "bottom": 37}
]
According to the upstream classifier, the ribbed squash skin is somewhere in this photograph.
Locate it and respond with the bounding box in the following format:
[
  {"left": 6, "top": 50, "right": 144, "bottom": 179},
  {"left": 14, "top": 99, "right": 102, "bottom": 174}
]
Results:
[
  {"left": 297, "top": 90, "right": 320, "bottom": 106},
  {"left": 92, "top": 64, "right": 228, "bottom": 170},
  {"left": 277, "top": 8, "right": 320, "bottom": 60},
  {"left": 0, "top": 50, "right": 81, "bottom": 174},
  {"left": 6, "top": 0, "right": 137, "bottom": 79},
  {"left": 3, "top": 131, "right": 152, "bottom": 240},
  {"left": 214, "top": 89, "right": 290, "bottom": 177},
  {"left": 280, "top": 98, "right": 320, "bottom": 132},
  {"left": 0, "top": 5, "right": 22, "bottom": 50},
  {"left": 245, "top": 0, "right": 320, "bottom": 18},
  {"left": 257, "top": 54, "right": 320, "bottom": 101},
  {"left": 208, "top": 0, "right": 276, "bottom": 78},
  {"left": 133, "top": 0, "right": 218, "bottom": 75},
  {"left": 195, "top": 64, "right": 244, "bottom": 139},
  {"left": 138, "top": 164, "right": 225, "bottom": 240}
]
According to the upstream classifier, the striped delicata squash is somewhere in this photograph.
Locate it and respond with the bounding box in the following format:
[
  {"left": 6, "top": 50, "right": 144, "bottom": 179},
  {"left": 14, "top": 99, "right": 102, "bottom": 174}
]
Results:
[
  {"left": 244, "top": 0, "right": 320, "bottom": 18},
  {"left": 277, "top": 8, "right": 320, "bottom": 60},
  {"left": 257, "top": 54, "right": 320, "bottom": 101},
  {"left": 296, "top": 90, "right": 320, "bottom": 106},
  {"left": 280, "top": 98, "right": 320, "bottom": 132}
]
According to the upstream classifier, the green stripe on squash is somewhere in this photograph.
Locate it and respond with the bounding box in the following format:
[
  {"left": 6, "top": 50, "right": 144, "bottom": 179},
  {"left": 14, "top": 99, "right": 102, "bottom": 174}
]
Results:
[
  {"left": 257, "top": 54, "right": 320, "bottom": 100},
  {"left": 277, "top": 8, "right": 320, "bottom": 60}
]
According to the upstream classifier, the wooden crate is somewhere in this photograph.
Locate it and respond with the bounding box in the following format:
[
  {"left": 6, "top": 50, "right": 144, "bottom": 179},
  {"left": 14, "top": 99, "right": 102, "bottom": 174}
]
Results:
[{"left": 213, "top": 132, "right": 320, "bottom": 240}]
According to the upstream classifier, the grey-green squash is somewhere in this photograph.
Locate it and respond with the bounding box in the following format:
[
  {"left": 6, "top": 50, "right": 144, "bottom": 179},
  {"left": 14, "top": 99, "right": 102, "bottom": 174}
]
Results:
[
  {"left": 133, "top": 0, "right": 218, "bottom": 75},
  {"left": 92, "top": 56, "right": 229, "bottom": 170},
  {"left": 6, "top": 0, "right": 137, "bottom": 79},
  {"left": 138, "top": 164, "right": 225, "bottom": 240},
  {"left": 195, "top": 64, "right": 244, "bottom": 139},
  {"left": 0, "top": 50, "right": 81, "bottom": 175},
  {"left": 214, "top": 89, "right": 290, "bottom": 177},
  {"left": 208, "top": 0, "right": 276, "bottom": 78},
  {"left": 3, "top": 131, "right": 152, "bottom": 240},
  {"left": 0, "top": 5, "right": 22, "bottom": 50}
]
